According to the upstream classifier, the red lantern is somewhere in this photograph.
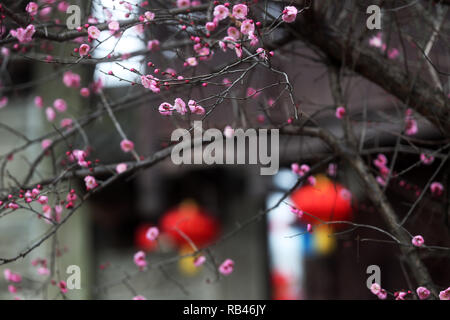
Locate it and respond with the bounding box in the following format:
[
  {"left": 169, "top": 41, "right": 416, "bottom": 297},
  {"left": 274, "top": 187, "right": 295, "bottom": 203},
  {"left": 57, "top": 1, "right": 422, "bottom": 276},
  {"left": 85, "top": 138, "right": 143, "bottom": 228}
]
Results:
[
  {"left": 160, "top": 201, "right": 220, "bottom": 248},
  {"left": 291, "top": 175, "right": 353, "bottom": 226},
  {"left": 134, "top": 223, "right": 158, "bottom": 252}
]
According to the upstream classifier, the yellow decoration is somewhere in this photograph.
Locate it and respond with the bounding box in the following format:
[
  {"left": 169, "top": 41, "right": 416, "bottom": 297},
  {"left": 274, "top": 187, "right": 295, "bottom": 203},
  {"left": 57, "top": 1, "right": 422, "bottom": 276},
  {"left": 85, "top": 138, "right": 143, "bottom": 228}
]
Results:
[
  {"left": 313, "top": 225, "right": 336, "bottom": 255},
  {"left": 178, "top": 245, "right": 201, "bottom": 276}
]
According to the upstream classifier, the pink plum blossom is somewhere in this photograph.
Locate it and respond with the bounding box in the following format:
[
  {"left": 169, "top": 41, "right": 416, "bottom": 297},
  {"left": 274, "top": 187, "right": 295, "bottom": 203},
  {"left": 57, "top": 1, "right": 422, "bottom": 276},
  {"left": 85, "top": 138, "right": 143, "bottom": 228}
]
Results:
[
  {"left": 214, "top": 5, "right": 229, "bottom": 21},
  {"left": 291, "top": 163, "right": 310, "bottom": 176},
  {"left": 35, "top": 96, "right": 43, "bottom": 108},
  {"left": 60, "top": 118, "right": 73, "bottom": 128},
  {"left": 188, "top": 100, "right": 205, "bottom": 115},
  {"left": 53, "top": 99, "right": 67, "bottom": 112},
  {"left": 59, "top": 281, "right": 68, "bottom": 294},
  {"left": 79, "top": 44, "right": 90, "bottom": 57},
  {"left": 388, "top": 48, "right": 399, "bottom": 59},
  {"left": 4, "top": 269, "right": 22, "bottom": 283},
  {"left": 420, "top": 153, "right": 434, "bottom": 165},
  {"left": 54, "top": 205, "right": 62, "bottom": 223},
  {"left": 328, "top": 163, "right": 337, "bottom": 176},
  {"left": 37, "top": 267, "right": 50, "bottom": 276},
  {"left": 57, "top": 1, "right": 70, "bottom": 12},
  {"left": 224, "top": 126, "right": 235, "bottom": 138},
  {"left": 63, "top": 71, "right": 81, "bottom": 88},
  {"left": 232, "top": 4, "right": 248, "bottom": 20},
  {"left": 41, "top": 139, "right": 52, "bottom": 150},
  {"left": 87, "top": 26, "right": 101, "bottom": 39},
  {"left": 177, "top": 0, "right": 191, "bottom": 8},
  {"left": 227, "top": 27, "right": 240, "bottom": 40},
  {"left": 194, "top": 255, "right": 206, "bottom": 267},
  {"left": 116, "top": 163, "right": 127, "bottom": 174},
  {"left": 240, "top": 20, "right": 255, "bottom": 35},
  {"left": 439, "top": 287, "right": 450, "bottom": 300},
  {"left": 144, "top": 11, "right": 155, "bottom": 21},
  {"left": 10, "top": 24, "right": 36, "bottom": 43},
  {"left": 405, "top": 109, "right": 418, "bottom": 136},
  {"left": 80, "top": 88, "right": 90, "bottom": 97},
  {"left": 174, "top": 98, "right": 187, "bottom": 115},
  {"left": 369, "top": 33, "right": 383, "bottom": 48},
  {"left": 0, "top": 96, "right": 8, "bottom": 109},
  {"left": 218, "top": 259, "right": 234, "bottom": 275},
  {"left": 416, "top": 286, "right": 430, "bottom": 300},
  {"left": 120, "top": 139, "right": 134, "bottom": 153},
  {"left": 370, "top": 283, "right": 381, "bottom": 295},
  {"left": 282, "top": 6, "right": 298, "bottom": 23},
  {"left": 46, "top": 107, "right": 56, "bottom": 122},
  {"left": 108, "top": 21, "right": 120, "bottom": 32},
  {"left": 147, "top": 40, "right": 160, "bottom": 51},
  {"left": 186, "top": 57, "right": 198, "bottom": 67},
  {"left": 412, "top": 235, "right": 424, "bottom": 247},
  {"left": 26, "top": 2, "right": 39, "bottom": 16},
  {"left": 141, "top": 75, "right": 160, "bottom": 93},
  {"left": 145, "top": 227, "right": 159, "bottom": 241},
  {"left": 159, "top": 102, "right": 173, "bottom": 116},
  {"left": 335, "top": 106, "right": 346, "bottom": 119},
  {"left": 134, "top": 250, "right": 147, "bottom": 269},
  {"left": 206, "top": 21, "right": 217, "bottom": 32},
  {"left": 84, "top": 175, "right": 98, "bottom": 190},
  {"left": 1, "top": 47, "right": 10, "bottom": 57},
  {"left": 395, "top": 291, "right": 408, "bottom": 300}
]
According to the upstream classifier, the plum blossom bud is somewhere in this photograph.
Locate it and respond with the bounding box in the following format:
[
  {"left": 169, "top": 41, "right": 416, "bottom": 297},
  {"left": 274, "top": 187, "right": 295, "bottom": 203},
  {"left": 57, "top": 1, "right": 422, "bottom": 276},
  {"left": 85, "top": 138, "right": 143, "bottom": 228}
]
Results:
[
  {"left": 335, "top": 106, "right": 346, "bottom": 119},
  {"left": 194, "top": 255, "right": 206, "bottom": 267},
  {"left": 41, "top": 139, "right": 52, "bottom": 150},
  {"left": 59, "top": 281, "right": 68, "bottom": 294},
  {"left": 34, "top": 96, "right": 44, "bottom": 108},
  {"left": 430, "top": 182, "right": 444, "bottom": 196}
]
